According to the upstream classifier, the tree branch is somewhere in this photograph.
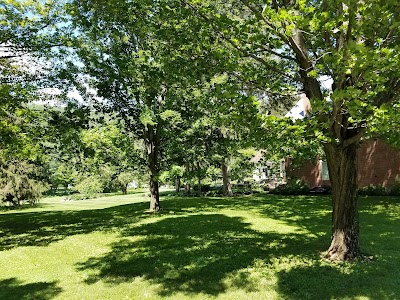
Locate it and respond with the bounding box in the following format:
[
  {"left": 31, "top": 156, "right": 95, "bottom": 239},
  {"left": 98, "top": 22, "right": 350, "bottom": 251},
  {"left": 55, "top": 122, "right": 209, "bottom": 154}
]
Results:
[
  {"left": 254, "top": 44, "right": 296, "bottom": 61},
  {"left": 373, "top": 78, "right": 400, "bottom": 107},
  {"left": 181, "top": 0, "right": 298, "bottom": 81},
  {"left": 382, "top": 28, "right": 395, "bottom": 47},
  {"left": 343, "top": 127, "right": 366, "bottom": 148},
  {"left": 237, "top": 0, "right": 289, "bottom": 44}
]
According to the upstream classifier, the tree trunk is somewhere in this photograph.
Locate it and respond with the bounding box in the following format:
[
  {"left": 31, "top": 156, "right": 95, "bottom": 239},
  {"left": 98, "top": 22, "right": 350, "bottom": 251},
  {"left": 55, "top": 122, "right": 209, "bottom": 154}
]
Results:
[
  {"left": 175, "top": 177, "right": 181, "bottom": 192},
  {"left": 146, "top": 123, "right": 160, "bottom": 211},
  {"left": 185, "top": 163, "right": 191, "bottom": 195},
  {"left": 196, "top": 161, "right": 202, "bottom": 195},
  {"left": 149, "top": 174, "right": 160, "bottom": 210},
  {"left": 324, "top": 142, "right": 360, "bottom": 261},
  {"left": 185, "top": 183, "right": 191, "bottom": 195},
  {"left": 222, "top": 159, "right": 233, "bottom": 196},
  {"left": 122, "top": 184, "right": 128, "bottom": 195},
  {"left": 197, "top": 177, "right": 202, "bottom": 195}
]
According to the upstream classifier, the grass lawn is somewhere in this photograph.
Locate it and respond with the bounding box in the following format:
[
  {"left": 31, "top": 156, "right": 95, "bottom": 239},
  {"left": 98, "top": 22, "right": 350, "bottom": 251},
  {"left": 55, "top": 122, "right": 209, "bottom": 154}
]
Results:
[{"left": 1, "top": 192, "right": 400, "bottom": 300}]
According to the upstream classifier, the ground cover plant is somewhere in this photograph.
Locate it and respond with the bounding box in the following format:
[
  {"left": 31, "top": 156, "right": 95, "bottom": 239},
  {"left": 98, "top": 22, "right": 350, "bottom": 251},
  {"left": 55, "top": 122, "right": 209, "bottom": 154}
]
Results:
[{"left": 1, "top": 193, "right": 400, "bottom": 299}]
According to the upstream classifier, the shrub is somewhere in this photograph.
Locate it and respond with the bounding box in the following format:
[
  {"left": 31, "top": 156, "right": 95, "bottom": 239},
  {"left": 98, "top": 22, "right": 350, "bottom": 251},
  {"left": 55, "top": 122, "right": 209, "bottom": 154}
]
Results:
[
  {"left": 74, "top": 176, "right": 103, "bottom": 199},
  {"left": 204, "top": 186, "right": 224, "bottom": 197},
  {"left": 69, "top": 193, "right": 89, "bottom": 201},
  {"left": 389, "top": 178, "right": 400, "bottom": 196},
  {"left": 270, "top": 178, "right": 309, "bottom": 195},
  {"left": 232, "top": 183, "right": 253, "bottom": 195},
  {"left": 116, "top": 172, "right": 136, "bottom": 194},
  {"left": 358, "top": 180, "right": 400, "bottom": 197},
  {"left": 0, "top": 160, "right": 48, "bottom": 206},
  {"left": 358, "top": 184, "right": 388, "bottom": 196}
]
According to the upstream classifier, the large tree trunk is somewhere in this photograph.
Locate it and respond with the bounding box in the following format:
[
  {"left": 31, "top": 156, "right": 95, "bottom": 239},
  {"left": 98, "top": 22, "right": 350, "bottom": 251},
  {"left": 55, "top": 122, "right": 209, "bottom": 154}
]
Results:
[
  {"left": 222, "top": 159, "right": 233, "bottom": 196},
  {"left": 149, "top": 173, "right": 160, "bottom": 210},
  {"left": 146, "top": 123, "right": 160, "bottom": 211},
  {"left": 324, "top": 142, "right": 360, "bottom": 261}
]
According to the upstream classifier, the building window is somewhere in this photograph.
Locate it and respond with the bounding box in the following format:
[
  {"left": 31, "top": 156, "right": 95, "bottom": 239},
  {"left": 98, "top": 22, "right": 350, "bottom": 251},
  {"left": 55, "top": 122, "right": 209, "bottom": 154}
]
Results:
[{"left": 321, "top": 161, "right": 329, "bottom": 181}]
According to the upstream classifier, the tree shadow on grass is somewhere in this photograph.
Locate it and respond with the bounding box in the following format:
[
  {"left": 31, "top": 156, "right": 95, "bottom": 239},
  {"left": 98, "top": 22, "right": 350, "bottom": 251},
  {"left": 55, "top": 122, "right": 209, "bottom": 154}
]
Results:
[
  {"left": 76, "top": 213, "right": 323, "bottom": 297},
  {"left": 164, "top": 194, "right": 332, "bottom": 238},
  {"left": 276, "top": 196, "right": 400, "bottom": 300},
  {"left": 0, "top": 201, "right": 150, "bottom": 251},
  {"left": 0, "top": 278, "right": 62, "bottom": 300},
  {"left": 2, "top": 194, "right": 399, "bottom": 298},
  {"left": 0, "top": 194, "right": 330, "bottom": 252},
  {"left": 277, "top": 258, "right": 400, "bottom": 300}
]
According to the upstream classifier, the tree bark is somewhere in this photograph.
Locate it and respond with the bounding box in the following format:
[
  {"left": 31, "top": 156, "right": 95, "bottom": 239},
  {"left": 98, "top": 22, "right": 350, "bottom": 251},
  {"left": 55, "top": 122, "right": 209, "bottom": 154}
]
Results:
[
  {"left": 149, "top": 173, "right": 160, "bottom": 210},
  {"left": 146, "top": 123, "right": 160, "bottom": 211},
  {"left": 185, "top": 163, "right": 191, "bottom": 195},
  {"left": 122, "top": 184, "right": 128, "bottom": 195},
  {"left": 175, "top": 177, "right": 181, "bottom": 192},
  {"left": 324, "top": 142, "right": 360, "bottom": 260},
  {"left": 196, "top": 161, "right": 202, "bottom": 195},
  {"left": 197, "top": 177, "right": 202, "bottom": 195},
  {"left": 222, "top": 159, "right": 233, "bottom": 196},
  {"left": 185, "top": 183, "right": 191, "bottom": 195}
]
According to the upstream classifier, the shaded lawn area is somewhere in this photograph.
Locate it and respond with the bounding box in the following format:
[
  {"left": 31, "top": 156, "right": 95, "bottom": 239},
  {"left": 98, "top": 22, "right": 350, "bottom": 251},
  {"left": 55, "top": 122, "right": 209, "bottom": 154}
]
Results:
[{"left": 0, "top": 193, "right": 399, "bottom": 299}]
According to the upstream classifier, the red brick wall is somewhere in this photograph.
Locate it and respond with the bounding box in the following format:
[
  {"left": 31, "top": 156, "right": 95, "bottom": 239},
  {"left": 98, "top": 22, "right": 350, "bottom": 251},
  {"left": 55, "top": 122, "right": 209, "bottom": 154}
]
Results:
[
  {"left": 287, "top": 139, "right": 400, "bottom": 188},
  {"left": 287, "top": 158, "right": 323, "bottom": 187},
  {"left": 357, "top": 139, "right": 400, "bottom": 187}
]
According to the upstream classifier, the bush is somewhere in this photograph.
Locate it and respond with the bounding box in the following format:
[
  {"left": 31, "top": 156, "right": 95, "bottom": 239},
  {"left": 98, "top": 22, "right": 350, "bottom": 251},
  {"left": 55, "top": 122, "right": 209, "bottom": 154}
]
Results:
[
  {"left": 389, "top": 179, "right": 400, "bottom": 196},
  {"left": 74, "top": 176, "right": 103, "bottom": 199},
  {"left": 0, "top": 160, "right": 48, "bottom": 206},
  {"left": 204, "top": 186, "right": 224, "bottom": 197},
  {"left": 358, "top": 181, "right": 400, "bottom": 197},
  {"left": 232, "top": 183, "right": 253, "bottom": 195},
  {"left": 69, "top": 193, "right": 90, "bottom": 201},
  {"left": 270, "top": 178, "right": 309, "bottom": 195},
  {"left": 358, "top": 184, "right": 388, "bottom": 196},
  {"left": 116, "top": 172, "right": 136, "bottom": 194}
]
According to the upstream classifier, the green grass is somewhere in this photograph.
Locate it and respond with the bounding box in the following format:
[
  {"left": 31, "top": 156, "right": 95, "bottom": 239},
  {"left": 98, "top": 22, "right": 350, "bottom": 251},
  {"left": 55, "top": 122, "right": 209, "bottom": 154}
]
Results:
[{"left": 1, "top": 193, "right": 400, "bottom": 300}]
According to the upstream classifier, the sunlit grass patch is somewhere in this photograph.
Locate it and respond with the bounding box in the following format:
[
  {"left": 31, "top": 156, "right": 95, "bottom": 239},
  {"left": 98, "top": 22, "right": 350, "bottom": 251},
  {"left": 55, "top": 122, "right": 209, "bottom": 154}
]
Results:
[{"left": 1, "top": 193, "right": 399, "bottom": 299}]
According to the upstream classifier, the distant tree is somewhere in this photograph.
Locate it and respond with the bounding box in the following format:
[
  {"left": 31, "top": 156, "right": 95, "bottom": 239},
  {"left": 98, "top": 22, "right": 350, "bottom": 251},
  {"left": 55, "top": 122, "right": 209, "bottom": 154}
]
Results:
[
  {"left": 169, "top": 166, "right": 185, "bottom": 192},
  {"left": 0, "top": 160, "right": 48, "bottom": 206},
  {"left": 78, "top": 121, "right": 143, "bottom": 194}
]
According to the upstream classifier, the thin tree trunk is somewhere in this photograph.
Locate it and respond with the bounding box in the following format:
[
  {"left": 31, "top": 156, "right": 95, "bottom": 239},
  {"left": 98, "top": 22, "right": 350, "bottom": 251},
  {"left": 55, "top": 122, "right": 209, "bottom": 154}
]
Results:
[
  {"left": 222, "top": 159, "right": 233, "bottom": 196},
  {"left": 185, "top": 183, "right": 191, "bottom": 195},
  {"left": 185, "top": 163, "right": 191, "bottom": 195},
  {"left": 324, "top": 142, "right": 360, "bottom": 260},
  {"left": 146, "top": 123, "right": 160, "bottom": 211},
  {"left": 197, "top": 161, "right": 202, "bottom": 195},
  {"left": 175, "top": 177, "right": 181, "bottom": 192},
  {"left": 198, "top": 177, "right": 202, "bottom": 195},
  {"left": 122, "top": 184, "right": 128, "bottom": 195}
]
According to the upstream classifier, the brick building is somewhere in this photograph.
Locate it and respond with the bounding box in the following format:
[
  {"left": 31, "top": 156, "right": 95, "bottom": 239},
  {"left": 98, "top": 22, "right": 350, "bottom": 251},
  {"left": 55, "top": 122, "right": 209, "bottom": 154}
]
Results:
[{"left": 287, "top": 139, "right": 400, "bottom": 188}]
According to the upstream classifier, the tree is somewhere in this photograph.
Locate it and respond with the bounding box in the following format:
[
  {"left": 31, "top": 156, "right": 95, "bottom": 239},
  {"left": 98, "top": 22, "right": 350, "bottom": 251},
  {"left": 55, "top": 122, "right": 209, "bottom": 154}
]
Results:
[
  {"left": 68, "top": 0, "right": 236, "bottom": 209},
  {"left": 0, "top": 0, "right": 80, "bottom": 203},
  {"left": 0, "top": 60, "right": 51, "bottom": 206},
  {"left": 78, "top": 121, "right": 143, "bottom": 194},
  {"left": 183, "top": 0, "right": 400, "bottom": 260},
  {"left": 0, "top": 160, "right": 48, "bottom": 206},
  {"left": 169, "top": 166, "right": 185, "bottom": 192},
  {"left": 0, "top": 0, "right": 67, "bottom": 58}
]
